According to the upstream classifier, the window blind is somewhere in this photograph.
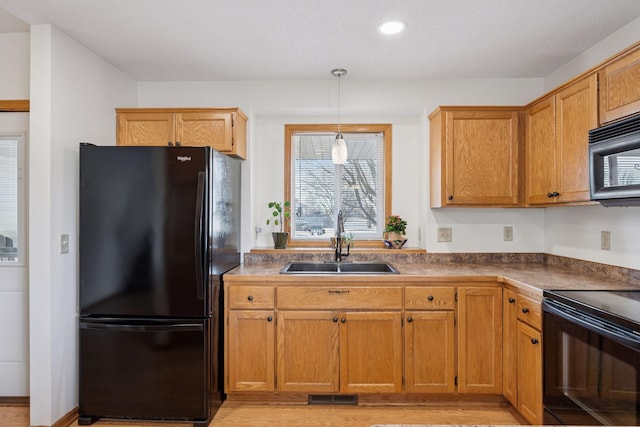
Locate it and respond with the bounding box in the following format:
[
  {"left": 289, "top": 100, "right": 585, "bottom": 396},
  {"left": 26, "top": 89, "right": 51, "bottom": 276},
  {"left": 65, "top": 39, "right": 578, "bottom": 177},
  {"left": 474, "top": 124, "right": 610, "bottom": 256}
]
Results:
[{"left": 291, "top": 132, "right": 385, "bottom": 240}]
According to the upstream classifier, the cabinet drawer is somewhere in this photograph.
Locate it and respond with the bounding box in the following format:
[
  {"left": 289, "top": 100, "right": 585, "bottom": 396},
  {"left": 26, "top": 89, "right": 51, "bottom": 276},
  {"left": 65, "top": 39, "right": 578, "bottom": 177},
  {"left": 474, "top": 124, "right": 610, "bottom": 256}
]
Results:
[
  {"left": 517, "top": 295, "right": 541, "bottom": 330},
  {"left": 405, "top": 287, "right": 456, "bottom": 310},
  {"left": 277, "top": 286, "right": 402, "bottom": 310},
  {"left": 228, "top": 285, "right": 274, "bottom": 309}
]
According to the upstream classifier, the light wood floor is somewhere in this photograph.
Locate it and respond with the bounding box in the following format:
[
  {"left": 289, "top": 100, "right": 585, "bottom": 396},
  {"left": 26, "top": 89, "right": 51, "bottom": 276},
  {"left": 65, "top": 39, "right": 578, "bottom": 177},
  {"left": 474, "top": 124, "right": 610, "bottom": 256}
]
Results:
[{"left": 2, "top": 402, "right": 524, "bottom": 427}]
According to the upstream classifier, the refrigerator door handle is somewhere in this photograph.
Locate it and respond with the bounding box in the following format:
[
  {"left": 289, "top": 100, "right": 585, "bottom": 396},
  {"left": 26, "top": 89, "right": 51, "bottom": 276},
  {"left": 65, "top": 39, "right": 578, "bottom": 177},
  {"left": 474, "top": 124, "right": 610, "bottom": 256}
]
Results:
[
  {"left": 194, "top": 171, "right": 205, "bottom": 300},
  {"left": 80, "top": 321, "right": 204, "bottom": 333}
]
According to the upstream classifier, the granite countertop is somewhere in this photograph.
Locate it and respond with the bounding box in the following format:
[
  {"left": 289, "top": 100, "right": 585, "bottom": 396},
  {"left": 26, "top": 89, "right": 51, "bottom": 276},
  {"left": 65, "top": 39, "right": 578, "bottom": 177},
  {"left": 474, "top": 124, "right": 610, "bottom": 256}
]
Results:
[{"left": 225, "top": 261, "right": 640, "bottom": 299}]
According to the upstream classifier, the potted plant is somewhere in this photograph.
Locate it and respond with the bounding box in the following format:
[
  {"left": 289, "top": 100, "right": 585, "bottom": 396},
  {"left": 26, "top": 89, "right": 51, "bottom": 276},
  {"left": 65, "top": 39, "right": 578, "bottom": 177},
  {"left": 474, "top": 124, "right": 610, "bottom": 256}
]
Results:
[
  {"left": 266, "top": 201, "right": 291, "bottom": 249},
  {"left": 384, "top": 214, "right": 407, "bottom": 242}
]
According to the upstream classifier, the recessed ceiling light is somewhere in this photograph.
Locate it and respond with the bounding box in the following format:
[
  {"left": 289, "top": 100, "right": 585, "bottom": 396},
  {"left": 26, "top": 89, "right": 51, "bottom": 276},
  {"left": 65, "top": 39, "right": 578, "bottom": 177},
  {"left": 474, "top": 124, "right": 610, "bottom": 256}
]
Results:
[{"left": 378, "top": 20, "right": 406, "bottom": 35}]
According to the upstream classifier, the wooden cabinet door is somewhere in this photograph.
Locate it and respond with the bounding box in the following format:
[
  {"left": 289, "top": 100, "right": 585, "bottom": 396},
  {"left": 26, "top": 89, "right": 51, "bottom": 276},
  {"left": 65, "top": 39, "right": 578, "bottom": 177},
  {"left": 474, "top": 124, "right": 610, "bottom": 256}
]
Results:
[
  {"left": 525, "top": 95, "right": 556, "bottom": 205},
  {"left": 457, "top": 287, "right": 503, "bottom": 394},
  {"left": 116, "top": 111, "right": 175, "bottom": 146},
  {"left": 444, "top": 110, "right": 520, "bottom": 206},
  {"left": 339, "top": 311, "right": 402, "bottom": 394},
  {"left": 555, "top": 74, "right": 598, "bottom": 204},
  {"left": 502, "top": 289, "right": 518, "bottom": 406},
  {"left": 517, "top": 321, "right": 542, "bottom": 425},
  {"left": 176, "top": 111, "right": 232, "bottom": 151},
  {"left": 599, "top": 46, "right": 640, "bottom": 124},
  {"left": 226, "top": 310, "right": 275, "bottom": 392},
  {"left": 405, "top": 311, "right": 455, "bottom": 393},
  {"left": 276, "top": 311, "right": 339, "bottom": 393}
]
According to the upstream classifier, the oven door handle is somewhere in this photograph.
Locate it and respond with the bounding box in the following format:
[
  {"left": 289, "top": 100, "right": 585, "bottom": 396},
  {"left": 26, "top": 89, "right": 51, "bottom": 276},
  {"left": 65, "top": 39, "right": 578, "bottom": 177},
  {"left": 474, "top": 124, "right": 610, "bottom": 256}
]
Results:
[{"left": 544, "top": 300, "right": 640, "bottom": 351}]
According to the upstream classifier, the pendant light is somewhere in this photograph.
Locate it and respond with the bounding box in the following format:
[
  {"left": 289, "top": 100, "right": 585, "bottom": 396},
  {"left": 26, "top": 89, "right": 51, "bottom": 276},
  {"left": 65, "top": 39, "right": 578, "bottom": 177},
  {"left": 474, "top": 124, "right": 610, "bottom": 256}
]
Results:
[{"left": 331, "top": 68, "right": 348, "bottom": 164}]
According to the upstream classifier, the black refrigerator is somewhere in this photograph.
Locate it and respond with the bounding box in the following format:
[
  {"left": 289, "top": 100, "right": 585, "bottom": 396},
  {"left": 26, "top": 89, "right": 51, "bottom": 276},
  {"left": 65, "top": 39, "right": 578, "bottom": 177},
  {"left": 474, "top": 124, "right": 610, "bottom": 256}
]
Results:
[{"left": 78, "top": 144, "right": 241, "bottom": 427}]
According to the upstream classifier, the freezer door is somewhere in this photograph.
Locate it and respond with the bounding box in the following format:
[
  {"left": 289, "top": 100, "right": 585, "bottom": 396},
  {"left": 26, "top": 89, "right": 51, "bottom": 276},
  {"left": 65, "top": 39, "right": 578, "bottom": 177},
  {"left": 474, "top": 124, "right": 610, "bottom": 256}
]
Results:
[
  {"left": 79, "top": 318, "right": 211, "bottom": 422},
  {"left": 79, "top": 146, "right": 210, "bottom": 317}
]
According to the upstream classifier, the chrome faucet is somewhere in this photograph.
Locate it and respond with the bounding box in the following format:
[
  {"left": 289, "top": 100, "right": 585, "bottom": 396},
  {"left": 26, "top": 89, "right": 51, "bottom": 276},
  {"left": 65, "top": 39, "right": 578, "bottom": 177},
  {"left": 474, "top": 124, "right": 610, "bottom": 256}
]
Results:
[{"left": 334, "top": 210, "right": 350, "bottom": 262}]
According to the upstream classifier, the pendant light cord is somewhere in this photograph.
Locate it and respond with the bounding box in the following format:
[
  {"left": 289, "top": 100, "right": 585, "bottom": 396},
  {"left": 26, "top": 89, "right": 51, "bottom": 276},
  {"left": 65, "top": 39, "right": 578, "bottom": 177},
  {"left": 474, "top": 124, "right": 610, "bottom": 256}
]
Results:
[{"left": 331, "top": 68, "right": 347, "bottom": 136}]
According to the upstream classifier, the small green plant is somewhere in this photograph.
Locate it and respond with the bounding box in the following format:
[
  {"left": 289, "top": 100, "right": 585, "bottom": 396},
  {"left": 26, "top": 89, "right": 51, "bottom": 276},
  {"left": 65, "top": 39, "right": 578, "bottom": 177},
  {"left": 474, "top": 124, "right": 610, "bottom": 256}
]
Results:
[
  {"left": 384, "top": 214, "right": 407, "bottom": 235},
  {"left": 266, "top": 201, "right": 291, "bottom": 232}
]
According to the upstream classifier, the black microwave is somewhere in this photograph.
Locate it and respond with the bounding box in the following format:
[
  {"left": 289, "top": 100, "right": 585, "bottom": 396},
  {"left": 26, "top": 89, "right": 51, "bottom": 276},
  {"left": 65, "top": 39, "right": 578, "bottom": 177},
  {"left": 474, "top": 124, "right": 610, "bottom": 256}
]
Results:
[{"left": 589, "top": 114, "right": 640, "bottom": 206}]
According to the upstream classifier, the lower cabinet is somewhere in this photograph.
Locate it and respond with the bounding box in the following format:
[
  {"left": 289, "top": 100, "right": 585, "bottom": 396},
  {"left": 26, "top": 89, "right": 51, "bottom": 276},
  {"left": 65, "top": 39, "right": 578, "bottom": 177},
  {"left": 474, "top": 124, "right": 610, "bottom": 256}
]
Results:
[
  {"left": 276, "top": 310, "right": 403, "bottom": 394},
  {"left": 503, "top": 289, "right": 519, "bottom": 406},
  {"left": 276, "top": 310, "right": 340, "bottom": 393},
  {"left": 224, "top": 279, "right": 542, "bottom": 417},
  {"left": 226, "top": 309, "right": 275, "bottom": 392},
  {"left": 405, "top": 286, "right": 456, "bottom": 393},
  {"left": 275, "top": 284, "right": 404, "bottom": 394},
  {"left": 503, "top": 288, "right": 544, "bottom": 425},
  {"left": 225, "top": 284, "right": 276, "bottom": 392},
  {"left": 339, "top": 311, "right": 403, "bottom": 393},
  {"left": 457, "top": 286, "right": 503, "bottom": 394},
  {"left": 517, "top": 321, "right": 543, "bottom": 424}
]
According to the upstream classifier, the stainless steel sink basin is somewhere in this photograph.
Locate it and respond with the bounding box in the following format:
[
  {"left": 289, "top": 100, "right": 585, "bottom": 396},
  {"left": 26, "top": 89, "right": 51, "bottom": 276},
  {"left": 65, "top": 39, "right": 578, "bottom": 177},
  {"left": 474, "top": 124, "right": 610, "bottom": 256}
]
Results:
[{"left": 280, "top": 262, "right": 399, "bottom": 274}]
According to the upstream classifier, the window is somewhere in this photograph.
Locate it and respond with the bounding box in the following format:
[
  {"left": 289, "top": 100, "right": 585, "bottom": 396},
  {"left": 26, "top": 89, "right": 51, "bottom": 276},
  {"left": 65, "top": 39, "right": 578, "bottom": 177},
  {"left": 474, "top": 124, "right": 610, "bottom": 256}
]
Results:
[
  {"left": 0, "top": 133, "right": 26, "bottom": 263},
  {"left": 285, "top": 124, "right": 392, "bottom": 247}
]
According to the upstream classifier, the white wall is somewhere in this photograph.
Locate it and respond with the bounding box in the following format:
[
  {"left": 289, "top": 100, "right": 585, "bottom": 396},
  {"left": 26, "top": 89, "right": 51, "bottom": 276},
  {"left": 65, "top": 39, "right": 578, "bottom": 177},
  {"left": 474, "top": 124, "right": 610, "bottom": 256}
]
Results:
[
  {"left": 542, "top": 16, "right": 640, "bottom": 270},
  {"left": 138, "top": 77, "right": 545, "bottom": 253},
  {"left": 0, "top": 32, "right": 30, "bottom": 98},
  {"left": 29, "top": 24, "right": 136, "bottom": 426}
]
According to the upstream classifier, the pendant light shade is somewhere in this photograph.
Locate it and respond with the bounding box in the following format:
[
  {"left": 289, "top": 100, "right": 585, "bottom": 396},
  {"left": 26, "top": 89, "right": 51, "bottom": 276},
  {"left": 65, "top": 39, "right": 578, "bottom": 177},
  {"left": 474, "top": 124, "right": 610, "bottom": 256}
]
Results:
[
  {"left": 332, "top": 133, "right": 348, "bottom": 164},
  {"left": 331, "top": 68, "right": 348, "bottom": 164}
]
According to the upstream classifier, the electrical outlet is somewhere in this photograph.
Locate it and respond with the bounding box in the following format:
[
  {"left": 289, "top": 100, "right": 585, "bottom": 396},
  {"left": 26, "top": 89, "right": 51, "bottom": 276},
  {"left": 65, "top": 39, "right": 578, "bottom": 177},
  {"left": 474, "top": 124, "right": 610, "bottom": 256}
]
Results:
[
  {"left": 437, "top": 227, "right": 452, "bottom": 242},
  {"left": 601, "top": 231, "right": 611, "bottom": 251},
  {"left": 503, "top": 226, "right": 513, "bottom": 242},
  {"left": 60, "top": 234, "right": 69, "bottom": 254}
]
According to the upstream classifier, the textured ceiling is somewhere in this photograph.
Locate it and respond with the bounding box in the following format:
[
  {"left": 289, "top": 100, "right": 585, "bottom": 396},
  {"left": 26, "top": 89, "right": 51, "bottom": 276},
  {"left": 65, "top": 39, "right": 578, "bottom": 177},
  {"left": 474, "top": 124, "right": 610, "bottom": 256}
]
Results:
[{"left": 1, "top": 0, "right": 640, "bottom": 81}]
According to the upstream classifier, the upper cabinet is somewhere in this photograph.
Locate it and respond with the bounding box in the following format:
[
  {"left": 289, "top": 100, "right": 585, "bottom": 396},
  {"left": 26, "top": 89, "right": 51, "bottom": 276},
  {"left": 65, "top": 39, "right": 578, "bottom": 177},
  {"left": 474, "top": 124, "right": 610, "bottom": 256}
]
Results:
[
  {"left": 599, "top": 44, "right": 640, "bottom": 124},
  {"left": 429, "top": 107, "right": 522, "bottom": 208},
  {"left": 525, "top": 74, "right": 598, "bottom": 206},
  {"left": 116, "top": 108, "right": 248, "bottom": 159}
]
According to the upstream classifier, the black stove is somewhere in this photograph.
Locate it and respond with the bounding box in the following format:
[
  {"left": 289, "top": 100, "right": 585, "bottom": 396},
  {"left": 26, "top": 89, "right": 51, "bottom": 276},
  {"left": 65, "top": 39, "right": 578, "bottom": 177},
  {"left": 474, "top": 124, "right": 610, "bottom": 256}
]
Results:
[{"left": 543, "top": 289, "right": 640, "bottom": 426}]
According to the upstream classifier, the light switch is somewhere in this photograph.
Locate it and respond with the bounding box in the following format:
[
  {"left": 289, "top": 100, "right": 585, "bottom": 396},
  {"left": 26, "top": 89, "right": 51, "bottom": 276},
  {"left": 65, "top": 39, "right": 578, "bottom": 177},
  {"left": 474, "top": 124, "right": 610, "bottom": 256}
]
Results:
[{"left": 60, "top": 234, "right": 69, "bottom": 254}]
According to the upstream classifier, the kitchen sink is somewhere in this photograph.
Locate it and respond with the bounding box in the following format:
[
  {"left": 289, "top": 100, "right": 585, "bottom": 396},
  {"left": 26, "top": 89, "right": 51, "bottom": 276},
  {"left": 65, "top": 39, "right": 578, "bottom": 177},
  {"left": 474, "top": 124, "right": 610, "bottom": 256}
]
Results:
[{"left": 280, "top": 262, "right": 399, "bottom": 274}]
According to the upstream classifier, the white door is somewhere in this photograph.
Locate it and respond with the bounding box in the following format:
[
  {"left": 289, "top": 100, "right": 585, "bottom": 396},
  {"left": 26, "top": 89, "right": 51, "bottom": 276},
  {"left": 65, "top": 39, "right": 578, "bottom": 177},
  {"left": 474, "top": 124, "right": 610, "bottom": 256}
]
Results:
[{"left": 0, "top": 112, "right": 29, "bottom": 396}]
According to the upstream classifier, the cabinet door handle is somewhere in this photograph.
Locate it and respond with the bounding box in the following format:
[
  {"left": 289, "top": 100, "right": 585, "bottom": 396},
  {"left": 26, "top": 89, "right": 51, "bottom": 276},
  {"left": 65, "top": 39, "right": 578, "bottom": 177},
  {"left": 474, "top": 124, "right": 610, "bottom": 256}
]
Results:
[
  {"left": 427, "top": 295, "right": 434, "bottom": 301},
  {"left": 407, "top": 317, "right": 413, "bottom": 323},
  {"left": 522, "top": 307, "right": 529, "bottom": 313},
  {"left": 168, "top": 141, "right": 173, "bottom": 147},
  {"left": 247, "top": 295, "right": 254, "bottom": 301},
  {"left": 553, "top": 192, "right": 560, "bottom": 197},
  {"left": 447, "top": 195, "right": 454, "bottom": 201},
  {"left": 547, "top": 192, "right": 553, "bottom": 198},
  {"left": 267, "top": 316, "right": 273, "bottom": 322},
  {"left": 328, "top": 290, "right": 349, "bottom": 294},
  {"left": 341, "top": 317, "right": 346, "bottom": 323},
  {"left": 531, "top": 338, "right": 539, "bottom": 345},
  {"left": 508, "top": 298, "right": 515, "bottom": 303},
  {"left": 332, "top": 316, "right": 339, "bottom": 323},
  {"left": 175, "top": 141, "right": 181, "bottom": 147}
]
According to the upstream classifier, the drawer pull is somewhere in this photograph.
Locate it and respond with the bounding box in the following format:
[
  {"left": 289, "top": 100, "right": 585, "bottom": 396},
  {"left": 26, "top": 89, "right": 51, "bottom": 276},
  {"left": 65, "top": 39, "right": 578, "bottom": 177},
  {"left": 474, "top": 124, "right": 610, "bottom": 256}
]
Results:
[
  {"left": 247, "top": 295, "right": 254, "bottom": 301},
  {"left": 522, "top": 307, "right": 529, "bottom": 314},
  {"left": 508, "top": 298, "right": 515, "bottom": 303},
  {"left": 427, "top": 295, "right": 434, "bottom": 301},
  {"left": 328, "top": 290, "right": 350, "bottom": 294},
  {"left": 531, "top": 338, "right": 539, "bottom": 345}
]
